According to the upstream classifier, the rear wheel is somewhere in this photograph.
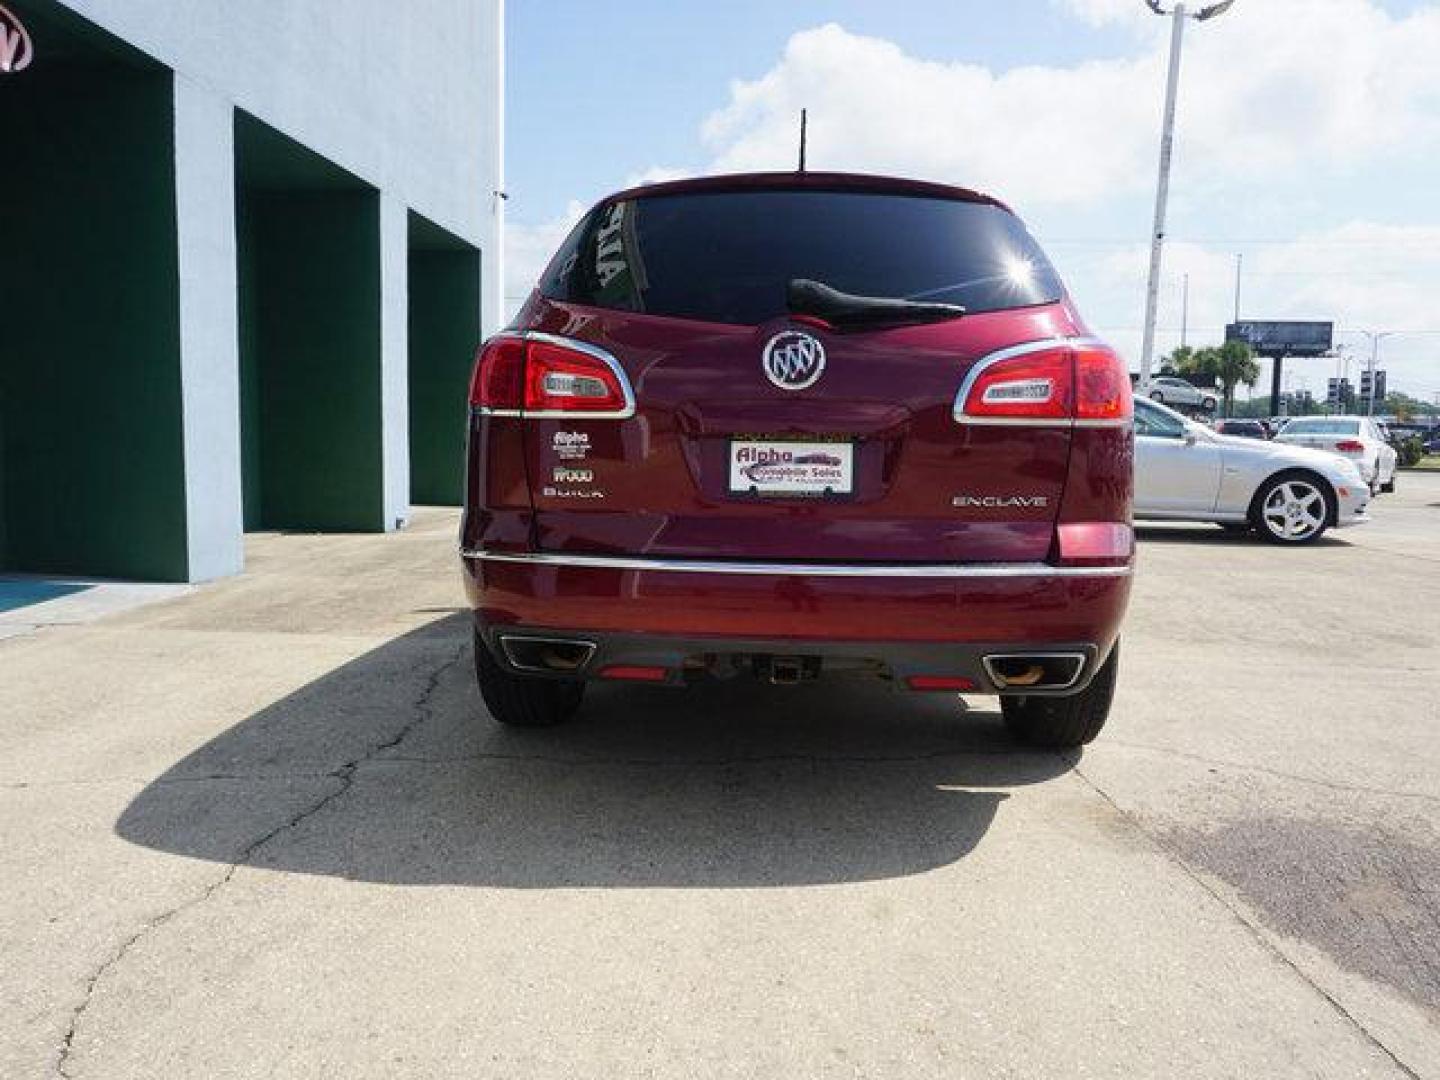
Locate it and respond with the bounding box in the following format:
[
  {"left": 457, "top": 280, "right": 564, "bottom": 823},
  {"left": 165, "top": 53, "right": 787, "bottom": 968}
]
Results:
[
  {"left": 473, "top": 630, "right": 585, "bottom": 727},
  {"left": 1252, "top": 473, "right": 1331, "bottom": 545},
  {"left": 1381, "top": 472, "right": 1396, "bottom": 494},
  {"left": 1001, "top": 644, "right": 1119, "bottom": 749}
]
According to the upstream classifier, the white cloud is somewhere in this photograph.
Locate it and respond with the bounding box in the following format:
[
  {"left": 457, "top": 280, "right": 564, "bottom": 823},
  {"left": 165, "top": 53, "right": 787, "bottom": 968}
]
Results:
[
  {"left": 1060, "top": 222, "right": 1440, "bottom": 397},
  {"left": 697, "top": 6, "right": 1440, "bottom": 209}
]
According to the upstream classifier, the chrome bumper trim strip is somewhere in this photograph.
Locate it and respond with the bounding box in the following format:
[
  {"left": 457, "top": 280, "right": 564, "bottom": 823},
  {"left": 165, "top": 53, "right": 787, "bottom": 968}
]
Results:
[{"left": 460, "top": 550, "right": 1132, "bottom": 579}]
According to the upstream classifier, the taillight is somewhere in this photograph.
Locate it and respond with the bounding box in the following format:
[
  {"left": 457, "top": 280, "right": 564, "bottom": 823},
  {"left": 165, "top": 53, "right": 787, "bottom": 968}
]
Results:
[
  {"left": 1055, "top": 522, "right": 1134, "bottom": 567},
  {"left": 961, "top": 349, "right": 1073, "bottom": 420},
  {"left": 468, "top": 334, "right": 634, "bottom": 418},
  {"left": 524, "top": 339, "right": 630, "bottom": 415},
  {"left": 956, "top": 341, "right": 1131, "bottom": 425},
  {"left": 1075, "top": 345, "right": 1133, "bottom": 422},
  {"left": 469, "top": 337, "right": 526, "bottom": 410},
  {"left": 1335, "top": 439, "right": 1365, "bottom": 453}
]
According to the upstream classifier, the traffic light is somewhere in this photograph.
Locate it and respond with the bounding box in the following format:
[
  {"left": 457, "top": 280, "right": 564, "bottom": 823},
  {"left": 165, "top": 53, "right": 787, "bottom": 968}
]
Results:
[{"left": 1360, "top": 370, "right": 1388, "bottom": 407}]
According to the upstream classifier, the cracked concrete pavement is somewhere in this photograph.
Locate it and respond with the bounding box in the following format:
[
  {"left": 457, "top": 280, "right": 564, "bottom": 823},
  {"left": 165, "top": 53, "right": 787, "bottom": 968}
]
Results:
[{"left": 2, "top": 474, "right": 1438, "bottom": 1078}]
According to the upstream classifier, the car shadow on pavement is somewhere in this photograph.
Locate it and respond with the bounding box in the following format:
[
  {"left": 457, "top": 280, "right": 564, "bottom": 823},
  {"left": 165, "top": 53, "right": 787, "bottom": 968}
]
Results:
[
  {"left": 1135, "top": 524, "right": 1350, "bottom": 547},
  {"left": 116, "top": 615, "right": 1072, "bottom": 889}
]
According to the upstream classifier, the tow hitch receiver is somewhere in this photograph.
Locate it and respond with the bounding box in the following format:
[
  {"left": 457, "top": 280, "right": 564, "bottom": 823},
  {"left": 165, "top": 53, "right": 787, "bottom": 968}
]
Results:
[{"left": 757, "top": 655, "right": 821, "bottom": 686}]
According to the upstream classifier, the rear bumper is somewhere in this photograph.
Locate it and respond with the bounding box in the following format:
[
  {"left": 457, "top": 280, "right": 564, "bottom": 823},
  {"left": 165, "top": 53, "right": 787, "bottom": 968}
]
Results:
[
  {"left": 482, "top": 628, "right": 1108, "bottom": 696},
  {"left": 461, "top": 550, "right": 1130, "bottom": 688},
  {"left": 1335, "top": 497, "right": 1372, "bottom": 528}
]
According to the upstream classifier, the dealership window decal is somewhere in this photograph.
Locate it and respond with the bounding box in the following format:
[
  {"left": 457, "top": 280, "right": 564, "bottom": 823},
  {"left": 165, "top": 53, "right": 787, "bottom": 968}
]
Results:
[{"left": 0, "top": 2, "right": 32, "bottom": 74}]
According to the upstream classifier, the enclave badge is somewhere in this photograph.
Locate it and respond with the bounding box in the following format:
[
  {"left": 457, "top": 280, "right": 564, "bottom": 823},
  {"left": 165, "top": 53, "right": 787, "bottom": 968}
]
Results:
[
  {"left": 953, "top": 495, "right": 1050, "bottom": 509},
  {"left": 762, "top": 330, "right": 826, "bottom": 391}
]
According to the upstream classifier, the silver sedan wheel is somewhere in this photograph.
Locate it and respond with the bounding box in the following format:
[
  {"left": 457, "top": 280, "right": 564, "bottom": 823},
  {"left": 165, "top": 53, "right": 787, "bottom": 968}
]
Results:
[{"left": 1260, "top": 479, "right": 1327, "bottom": 542}]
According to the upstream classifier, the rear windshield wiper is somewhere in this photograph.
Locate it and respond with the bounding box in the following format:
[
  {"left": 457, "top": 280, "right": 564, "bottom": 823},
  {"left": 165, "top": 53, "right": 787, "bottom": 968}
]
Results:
[{"left": 787, "top": 278, "right": 966, "bottom": 329}]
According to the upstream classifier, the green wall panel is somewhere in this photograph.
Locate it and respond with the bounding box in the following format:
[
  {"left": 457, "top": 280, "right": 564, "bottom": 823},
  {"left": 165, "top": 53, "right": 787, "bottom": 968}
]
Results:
[
  {"left": 0, "top": 65, "right": 189, "bottom": 580},
  {"left": 408, "top": 246, "right": 480, "bottom": 505},
  {"left": 237, "top": 192, "right": 384, "bottom": 532}
]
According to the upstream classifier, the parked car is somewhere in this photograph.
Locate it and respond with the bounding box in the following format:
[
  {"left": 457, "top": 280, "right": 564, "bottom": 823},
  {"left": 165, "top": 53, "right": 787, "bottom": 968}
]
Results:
[
  {"left": 1272, "top": 415, "right": 1399, "bottom": 493},
  {"left": 1135, "top": 398, "right": 1370, "bottom": 543},
  {"left": 462, "top": 172, "right": 1135, "bottom": 747},
  {"left": 1425, "top": 433, "right": 1440, "bottom": 455},
  {"left": 1147, "top": 375, "right": 1218, "bottom": 412},
  {"left": 1213, "top": 418, "right": 1269, "bottom": 440}
]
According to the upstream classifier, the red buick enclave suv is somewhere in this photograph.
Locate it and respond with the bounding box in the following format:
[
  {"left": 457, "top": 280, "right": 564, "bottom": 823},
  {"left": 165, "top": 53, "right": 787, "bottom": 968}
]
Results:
[{"left": 461, "top": 172, "right": 1133, "bottom": 747}]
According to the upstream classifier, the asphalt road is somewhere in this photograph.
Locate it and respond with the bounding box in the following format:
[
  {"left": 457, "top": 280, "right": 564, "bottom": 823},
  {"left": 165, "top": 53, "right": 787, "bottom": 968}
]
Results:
[{"left": 3, "top": 473, "right": 1437, "bottom": 1078}]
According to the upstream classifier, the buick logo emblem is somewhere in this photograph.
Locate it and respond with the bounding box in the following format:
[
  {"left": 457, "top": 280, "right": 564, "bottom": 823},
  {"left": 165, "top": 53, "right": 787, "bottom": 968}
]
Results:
[
  {"left": 0, "top": 3, "right": 32, "bottom": 75},
  {"left": 762, "top": 330, "right": 826, "bottom": 391}
]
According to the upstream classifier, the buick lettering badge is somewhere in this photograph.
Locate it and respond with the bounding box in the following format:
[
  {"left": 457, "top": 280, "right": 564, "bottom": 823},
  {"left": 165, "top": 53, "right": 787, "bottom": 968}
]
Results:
[{"left": 762, "top": 330, "right": 826, "bottom": 391}]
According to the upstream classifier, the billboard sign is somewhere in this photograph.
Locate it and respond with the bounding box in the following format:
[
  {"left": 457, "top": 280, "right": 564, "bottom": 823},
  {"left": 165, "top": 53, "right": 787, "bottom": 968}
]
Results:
[{"left": 1225, "top": 321, "right": 1334, "bottom": 357}]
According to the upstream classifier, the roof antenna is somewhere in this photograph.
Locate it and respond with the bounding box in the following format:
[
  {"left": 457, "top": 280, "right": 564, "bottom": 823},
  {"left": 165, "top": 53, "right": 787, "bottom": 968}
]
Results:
[{"left": 797, "top": 108, "right": 808, "bottom": 172}]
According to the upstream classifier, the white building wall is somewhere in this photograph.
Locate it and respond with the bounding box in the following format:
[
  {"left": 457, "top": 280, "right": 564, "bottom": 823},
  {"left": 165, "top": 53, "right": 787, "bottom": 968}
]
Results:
[
  {"left": 57, "top": 0, "right": 502, "bottom": 277},
  {"left": 52, "top": 0, "right": 501, "bottom": 577},
  {"left": 379, "top": 192, "right": 410, "bottom": 532},
  {"left": 172, "top": 75, "right": 244, "bottom": 581}
]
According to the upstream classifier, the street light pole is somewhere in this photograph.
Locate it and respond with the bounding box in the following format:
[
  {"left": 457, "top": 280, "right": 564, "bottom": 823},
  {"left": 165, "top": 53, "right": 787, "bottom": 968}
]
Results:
[
  {"left": 1137, "top": 4, "right": 1186, "bottom": 393},
  {"left": 1137, "top": 0, "right": 1238, "bottom": 393},
  {"left": 1233, "top": 253, "right": 1242, "bottom": 322}
]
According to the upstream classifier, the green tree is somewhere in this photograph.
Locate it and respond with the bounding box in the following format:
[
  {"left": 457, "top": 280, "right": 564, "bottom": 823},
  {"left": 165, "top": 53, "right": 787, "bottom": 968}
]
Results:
[
  {"left": 1383, "top": 390, "right": 1438, "bottom": 420},
  {"left": 1160, "top": 346, "right": 1195, "bottom": 376}
]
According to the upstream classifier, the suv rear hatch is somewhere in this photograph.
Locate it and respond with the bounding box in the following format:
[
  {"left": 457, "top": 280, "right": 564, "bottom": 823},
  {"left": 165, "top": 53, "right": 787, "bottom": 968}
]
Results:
[{"left": 498, "top": 180, "right": 1113, "bottom": 565}]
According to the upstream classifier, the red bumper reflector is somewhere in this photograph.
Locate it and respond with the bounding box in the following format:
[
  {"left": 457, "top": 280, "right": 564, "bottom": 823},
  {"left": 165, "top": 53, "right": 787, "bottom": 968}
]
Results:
[
  {"left": 599, "top": 665, "right": 670, "bottom": 682},
  {"left": 906, "top": 675, "right": 978, "bottom": 692},
  {"left": 1056, "top": 522, "right": 1134, "bottom": 567}
]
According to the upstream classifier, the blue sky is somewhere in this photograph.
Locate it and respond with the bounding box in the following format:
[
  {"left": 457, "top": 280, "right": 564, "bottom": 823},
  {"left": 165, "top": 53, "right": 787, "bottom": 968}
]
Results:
[{"left": 507, "top": 0, "right": 1440, "bottom": 400}]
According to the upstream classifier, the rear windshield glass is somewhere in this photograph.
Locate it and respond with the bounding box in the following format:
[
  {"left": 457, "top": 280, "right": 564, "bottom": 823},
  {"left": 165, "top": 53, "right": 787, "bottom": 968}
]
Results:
[
  {"left": 539, "top": 189, "right": 1065, "bottom": 325},
  {"left": 1285, "top": 420, "right": 1360, "bottom": 435}
]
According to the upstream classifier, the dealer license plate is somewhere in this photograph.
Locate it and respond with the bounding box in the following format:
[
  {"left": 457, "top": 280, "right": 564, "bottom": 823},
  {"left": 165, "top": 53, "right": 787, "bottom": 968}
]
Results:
[{"left": 727, "top": 439, "right": 855, "bottom": 497}]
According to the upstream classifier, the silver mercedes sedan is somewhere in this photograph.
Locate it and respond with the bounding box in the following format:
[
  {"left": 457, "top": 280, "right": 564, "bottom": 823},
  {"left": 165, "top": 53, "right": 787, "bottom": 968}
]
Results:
[{"left": 1135, "top": 398, "right": 1370, "bottom": 544}]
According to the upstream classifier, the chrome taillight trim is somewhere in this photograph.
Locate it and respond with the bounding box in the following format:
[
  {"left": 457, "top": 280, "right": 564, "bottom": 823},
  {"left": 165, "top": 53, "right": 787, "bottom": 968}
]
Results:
[
  {"left": 952, "top": 336, "right": 1131, "bottom": 429},
  {"left": 460, "top": 549, "right": 1132, "bottom": 579},
  {"left": 473, "top": 331, "right": 637, "bottom": 420}
]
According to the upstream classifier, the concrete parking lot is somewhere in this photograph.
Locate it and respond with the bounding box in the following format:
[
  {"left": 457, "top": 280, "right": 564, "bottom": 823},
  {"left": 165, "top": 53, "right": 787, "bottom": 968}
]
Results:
[{"left": 3, "top": 474, "right": 1438, "bottom": 1078}]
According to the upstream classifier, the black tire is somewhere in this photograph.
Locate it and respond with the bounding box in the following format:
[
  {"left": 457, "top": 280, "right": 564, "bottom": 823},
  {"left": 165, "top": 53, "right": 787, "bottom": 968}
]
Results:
[
  {"left": 1381, "top": 475, "right": 1396, "bottom": 494},
  {"left": 473, "top": 630, "right": 584, "bottom": 727},
  {"left": 1250, "top": 471, "right": 1332, "bottom": 545},
  {"left": 1001, "top": 643, "right": 1119, "bottom": 749}
]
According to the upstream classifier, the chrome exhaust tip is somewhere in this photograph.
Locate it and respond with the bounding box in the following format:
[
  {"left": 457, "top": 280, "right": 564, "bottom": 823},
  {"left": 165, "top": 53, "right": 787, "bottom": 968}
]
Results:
[
  {"left": 982, "top": 653, "right": 1086, "bottom": 692},
  {"left": 498, "top": 635, "right": 596, "bottom": 674}
]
